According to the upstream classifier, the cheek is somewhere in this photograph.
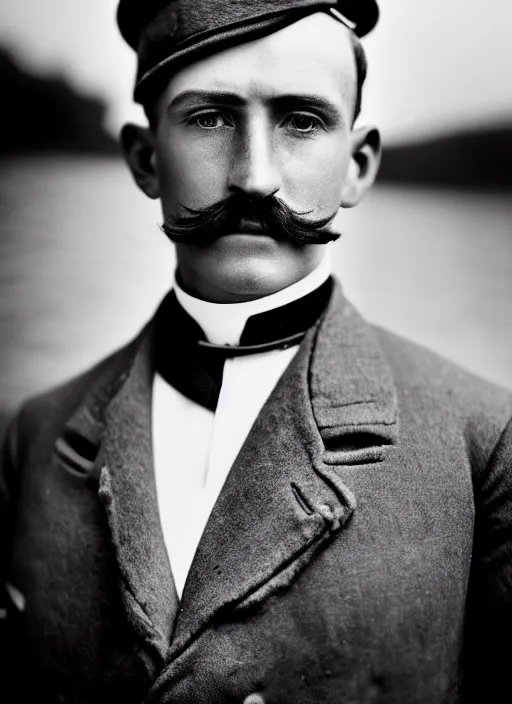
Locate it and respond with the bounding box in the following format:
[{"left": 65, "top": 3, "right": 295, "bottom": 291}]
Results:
[
  {"left": 280, "top": 138, "right": 351, "bottom": 214},
  {"left": 155, "top": 128, "right": 232, "bottom": 212}
]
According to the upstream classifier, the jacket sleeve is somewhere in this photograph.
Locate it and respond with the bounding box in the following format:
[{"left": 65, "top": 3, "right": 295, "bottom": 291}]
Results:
[
  {"left": 464, "top": 416, "right": 512, "bottom": 702},
  {"left": 0, "top": 410, "right": 25, "bottom": 683},
  {"left": 1, "top": 411, "right": 19, "bottom": 588}
]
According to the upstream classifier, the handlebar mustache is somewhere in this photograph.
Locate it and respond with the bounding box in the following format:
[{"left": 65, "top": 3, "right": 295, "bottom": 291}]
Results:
[{"left": 161, "top": 195, "right": 340, "bottom": 245}]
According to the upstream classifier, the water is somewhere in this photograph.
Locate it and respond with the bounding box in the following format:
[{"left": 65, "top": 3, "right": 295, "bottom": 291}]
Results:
[{"left": 1, "top": 156, "right": 511, "bottom": 418}]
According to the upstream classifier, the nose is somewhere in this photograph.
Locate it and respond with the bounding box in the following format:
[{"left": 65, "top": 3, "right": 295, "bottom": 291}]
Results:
[{"left": 228, "top": 118, "right": 281, "bottom": 199}]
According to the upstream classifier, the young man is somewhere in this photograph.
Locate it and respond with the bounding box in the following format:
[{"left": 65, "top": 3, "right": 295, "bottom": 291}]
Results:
[{"left": 2, "top": 2, "right": 512, "bottom": 703}]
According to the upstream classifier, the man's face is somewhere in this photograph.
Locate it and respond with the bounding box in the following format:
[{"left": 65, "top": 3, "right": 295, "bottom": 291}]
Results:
[{"left": 130, "top": 12, "right": 379, "bottom": 302}]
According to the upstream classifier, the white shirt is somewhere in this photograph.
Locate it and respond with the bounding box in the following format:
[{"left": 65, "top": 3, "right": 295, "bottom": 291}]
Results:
[{"left": 152, "top": 256, "right": 332, "bottom": 598}]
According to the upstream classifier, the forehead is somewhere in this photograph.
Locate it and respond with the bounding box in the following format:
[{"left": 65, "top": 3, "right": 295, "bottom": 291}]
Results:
[{"left": 161, "top": 12, "right": 357, "bottom": 109}]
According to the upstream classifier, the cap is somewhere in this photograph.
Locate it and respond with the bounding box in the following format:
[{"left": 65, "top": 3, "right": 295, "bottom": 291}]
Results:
[{"left": 117, "top": 0, "right": 379, "bottom": 104}]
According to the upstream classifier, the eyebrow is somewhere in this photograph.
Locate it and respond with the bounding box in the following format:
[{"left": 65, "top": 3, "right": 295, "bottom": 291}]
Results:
[
  {"left": 168, "top": 90, "right": 246, "bottom": 111},
  {"left": 167, "top": 90, "right": 342, "bottom": 120}
]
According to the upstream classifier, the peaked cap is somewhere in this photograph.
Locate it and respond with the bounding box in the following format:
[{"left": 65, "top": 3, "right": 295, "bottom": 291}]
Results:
[{"left": 117, "top": 0, "right": 379, "bottom": 104}]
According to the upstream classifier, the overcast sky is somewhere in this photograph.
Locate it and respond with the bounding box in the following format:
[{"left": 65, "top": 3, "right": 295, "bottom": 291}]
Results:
[{"left": 1, "top": 0, "right": 511, "bottom": 143}]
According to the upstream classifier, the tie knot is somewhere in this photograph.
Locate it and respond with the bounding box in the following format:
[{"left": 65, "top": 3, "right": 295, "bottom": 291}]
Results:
[{"left": 154, "top": 277, "right": 334, "bottom": 409}]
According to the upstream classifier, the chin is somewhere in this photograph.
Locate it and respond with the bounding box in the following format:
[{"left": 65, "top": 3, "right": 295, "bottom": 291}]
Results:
[
  {"left": 176, "top": 236, "right": 322, "bottom": 302},
  {"left": 205, "top": 258, "right": 297, "bottom": 300}
]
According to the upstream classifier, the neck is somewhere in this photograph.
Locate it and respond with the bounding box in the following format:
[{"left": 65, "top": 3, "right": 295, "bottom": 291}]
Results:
[{"left": 173, "top": 256, "right": 332, "bottom": 346}]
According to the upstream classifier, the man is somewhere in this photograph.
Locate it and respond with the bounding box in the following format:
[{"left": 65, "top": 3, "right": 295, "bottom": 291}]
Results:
[{"left": 2, "top": 1, "right": 512, "bottom": 703}]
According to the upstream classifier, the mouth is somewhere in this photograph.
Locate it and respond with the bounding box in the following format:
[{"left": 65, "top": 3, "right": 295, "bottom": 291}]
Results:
[{"left": 231, "top": 218, "right": 267, "bottom": 235}]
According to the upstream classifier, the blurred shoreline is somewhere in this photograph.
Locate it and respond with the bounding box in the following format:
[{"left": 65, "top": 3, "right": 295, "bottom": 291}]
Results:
[
  {"left": 2, "top": 48, "right": 512, "bottom": 191},
  {"left": 1, "top": 156, "right": 512, "bottom": 428},
  {"left": 0, "top": 48, "right": 118, "bottom": 157}
]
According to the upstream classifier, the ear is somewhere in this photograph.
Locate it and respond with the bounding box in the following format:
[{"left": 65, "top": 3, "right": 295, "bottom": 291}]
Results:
[
  {"left": 120, "top": 123, "right": 160, "bottom": 200},
  {"left": 340, "top": 126, "right": 381, "bottom": 208}
]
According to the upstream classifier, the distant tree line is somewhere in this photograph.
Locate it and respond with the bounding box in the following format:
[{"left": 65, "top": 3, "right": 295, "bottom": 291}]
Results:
[
  {"left": 1, "top": 47, "right": 511, "bottom": 190},
  {"left": 378, "top": 126, "right": 512, "bottom": 191},
  {"left": 0, "top": 48, "right": 118, "bottom": 156}
]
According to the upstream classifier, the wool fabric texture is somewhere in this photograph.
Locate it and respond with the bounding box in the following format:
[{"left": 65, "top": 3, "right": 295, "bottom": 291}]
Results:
[{"left": 3, "top": 282, "right": 512, "bottom": 702}]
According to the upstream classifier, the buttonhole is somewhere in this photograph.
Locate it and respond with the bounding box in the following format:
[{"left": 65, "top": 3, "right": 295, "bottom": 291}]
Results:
[
  {"left": 54, "top": 430, "right": 98, "bottom": 478},
  {"left": 291, "top": 483, "right": 314, "bottom": 515},
  {"left": 323, "top": 431, "right": 393, "bottom": 454},
  {"left": 62, "top": 429, "right": 98, "bottom": 461}
]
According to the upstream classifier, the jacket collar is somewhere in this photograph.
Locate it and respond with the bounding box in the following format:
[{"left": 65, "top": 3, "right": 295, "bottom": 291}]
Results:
[
  {"left": 173, "top": 255, "right": 331, "bottom": 345},
  {"left": 55, "top": 281, "right": 398, "bottom": 675},
  {"left": 310, "top": 284, "right": 398, "bottom": 446}
]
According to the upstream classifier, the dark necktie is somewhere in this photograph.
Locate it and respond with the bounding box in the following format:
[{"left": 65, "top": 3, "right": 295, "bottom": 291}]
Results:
[{"left": 154, "top": 277, "right": 334, "bottom": 411}]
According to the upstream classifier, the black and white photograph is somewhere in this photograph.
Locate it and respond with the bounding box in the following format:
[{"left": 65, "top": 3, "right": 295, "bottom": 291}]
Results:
[{"left": 1, "top": 1, "right": 512, "bottom": 702}]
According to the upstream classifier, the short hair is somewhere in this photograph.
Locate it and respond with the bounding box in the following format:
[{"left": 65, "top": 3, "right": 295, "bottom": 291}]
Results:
[
  {"left": 143, "top": 29, "right": 368, "bottom": 127},
  {"left": 350, "top": 31, "right": 368, "bottom": 122}
]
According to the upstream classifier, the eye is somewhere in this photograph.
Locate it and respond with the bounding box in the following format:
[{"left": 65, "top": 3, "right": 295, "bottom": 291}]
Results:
[
  {"left": 193, "top": 112, "right": 234, "bottom": 129},
  {"left": 285, "top": 113, "right": 322, "bottom": 134}
]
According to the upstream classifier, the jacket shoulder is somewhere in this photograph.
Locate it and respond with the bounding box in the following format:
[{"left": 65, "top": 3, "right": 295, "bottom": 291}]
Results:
[
  {"left": 373, "top": 325, "right": 512, "bottom": 409},
  {"left": 372, "top": 324, "right": 512, "bottom": 468},
  {"left": 7, "top": 339, "right": 138, "bottom": 466}
]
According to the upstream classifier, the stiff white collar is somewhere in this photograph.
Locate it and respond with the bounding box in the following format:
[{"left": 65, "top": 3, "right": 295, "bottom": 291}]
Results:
[{"left": 174, "top": 254, "right": 332, "bottom": 346}]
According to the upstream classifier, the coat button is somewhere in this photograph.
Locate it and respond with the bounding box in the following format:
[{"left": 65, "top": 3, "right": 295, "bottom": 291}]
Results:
[{"left": 243, "top": 695, "right": 265, "bottom": 704}]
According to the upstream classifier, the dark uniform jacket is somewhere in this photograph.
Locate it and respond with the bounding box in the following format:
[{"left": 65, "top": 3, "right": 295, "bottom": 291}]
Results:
[{"left": 2, "top": 283, "right": 512, "bottom": 704}]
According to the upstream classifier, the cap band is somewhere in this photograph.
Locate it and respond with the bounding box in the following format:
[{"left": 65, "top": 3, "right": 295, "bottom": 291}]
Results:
[{"left": 135, "top": 3, "right": 330, "bottom": 103}]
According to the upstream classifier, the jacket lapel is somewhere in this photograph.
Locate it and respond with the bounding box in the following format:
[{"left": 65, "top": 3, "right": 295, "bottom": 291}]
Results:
[
  {"left": 98, "top": 329, "right": 179, "bottom": 665},
  {"left": 55, "top": 323, "right": 179, "bottom": 672},
  {"left": 53, "top": 283, "right": 399, "bottom": 675},
  {"left": 167, "top": 283, "right": 399, "bottom": 661}
]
